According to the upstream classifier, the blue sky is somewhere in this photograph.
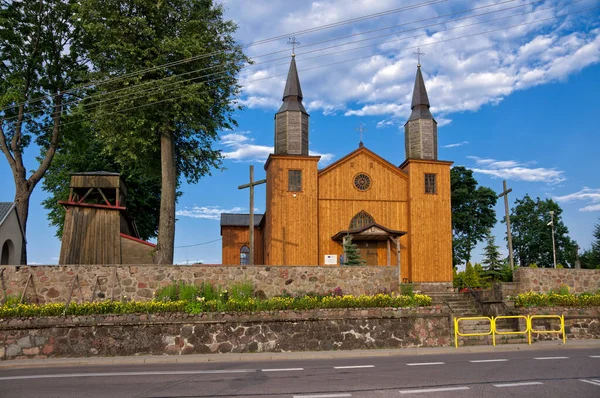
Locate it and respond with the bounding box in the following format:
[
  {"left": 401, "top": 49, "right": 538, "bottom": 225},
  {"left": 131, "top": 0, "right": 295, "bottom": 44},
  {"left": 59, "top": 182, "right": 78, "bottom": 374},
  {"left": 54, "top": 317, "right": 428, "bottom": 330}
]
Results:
[{"left": 1, "top": 0, "right": 599, "bottom": 265}]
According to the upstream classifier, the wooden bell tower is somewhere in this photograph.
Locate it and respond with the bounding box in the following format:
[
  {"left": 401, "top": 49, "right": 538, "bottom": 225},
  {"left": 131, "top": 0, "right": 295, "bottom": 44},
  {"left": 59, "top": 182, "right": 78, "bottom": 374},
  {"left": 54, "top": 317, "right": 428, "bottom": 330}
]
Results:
[{"left": 58, "top": 171, "right": 153, "bottom": 265}]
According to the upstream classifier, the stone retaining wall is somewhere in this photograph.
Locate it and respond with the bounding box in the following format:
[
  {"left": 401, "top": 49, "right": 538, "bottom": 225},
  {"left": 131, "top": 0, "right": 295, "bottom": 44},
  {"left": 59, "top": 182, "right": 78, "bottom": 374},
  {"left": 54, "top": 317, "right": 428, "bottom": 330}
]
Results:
[
  {"left": 0, "top": 307, "right": 448, "bottom": 360},
  {"left": 513, "top": 268, "right": 600, "bottom": 294},
  {"left": 0, "top": 265, "right": 399, "bottom": 304},
  {"left": 514, "top": 307, "right": 600, "bottom": 341}
]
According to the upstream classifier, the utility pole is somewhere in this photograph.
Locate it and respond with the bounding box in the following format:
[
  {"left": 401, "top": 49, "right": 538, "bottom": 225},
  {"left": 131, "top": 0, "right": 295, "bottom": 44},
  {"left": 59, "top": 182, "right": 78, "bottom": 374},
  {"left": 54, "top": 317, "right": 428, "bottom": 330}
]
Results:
[
  {"left": 549, "top": 210, "right": 557, "bottom": 268},
  {"left": 238, "top": 165, "right": 266, "bottom": 265},
  {"left": 498, "top": 180, "right": 514, "bottom": 270}
]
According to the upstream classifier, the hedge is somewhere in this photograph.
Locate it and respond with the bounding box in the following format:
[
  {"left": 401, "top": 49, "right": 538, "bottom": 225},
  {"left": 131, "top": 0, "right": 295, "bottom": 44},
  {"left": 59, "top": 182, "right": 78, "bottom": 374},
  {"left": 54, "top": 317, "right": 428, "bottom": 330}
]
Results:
[
  {"left": 515, "top": 292, "right": 600, "bottom": 307},
  {"left": 0, "top": 293, "right": 432, "bottom": 318}
]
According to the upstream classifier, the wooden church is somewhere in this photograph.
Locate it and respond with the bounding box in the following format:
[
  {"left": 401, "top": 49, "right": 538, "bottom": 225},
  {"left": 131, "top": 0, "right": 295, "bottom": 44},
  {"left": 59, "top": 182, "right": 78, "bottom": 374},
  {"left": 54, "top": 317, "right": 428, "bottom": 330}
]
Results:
[{"left": 221, "top": 55, "right": 453, "bottom": 283}]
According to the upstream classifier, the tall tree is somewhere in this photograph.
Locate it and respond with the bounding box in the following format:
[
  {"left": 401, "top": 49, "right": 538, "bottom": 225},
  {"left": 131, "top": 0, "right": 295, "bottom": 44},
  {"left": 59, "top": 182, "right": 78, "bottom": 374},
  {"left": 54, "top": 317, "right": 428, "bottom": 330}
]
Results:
[
  {"left": 41, "top": 113, "right": 162, "bottom": 241},
  {"left": 77, "top": 0, "right": 249, "bottom": 264},
  {"left": 0, "top": 0, "right": 88, "bottom": 263},
  {"left": 450, "top": 166, "right": 497, "bottom": 266},
  {"left": 482, "top": 230, "right": 502, "bottom": 271},
  {"left": 580, "top": 219, "right": 600, "bottom": 269},
  {"left": 510, "top": 195, "right": 577, "bottom": 268}
]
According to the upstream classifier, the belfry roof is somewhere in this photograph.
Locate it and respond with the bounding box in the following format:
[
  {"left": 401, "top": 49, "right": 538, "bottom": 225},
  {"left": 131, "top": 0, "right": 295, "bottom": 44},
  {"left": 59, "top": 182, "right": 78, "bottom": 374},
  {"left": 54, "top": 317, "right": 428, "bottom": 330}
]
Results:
[
  {"left": 409, "top": 65, "right": 433, "bottom": 121},
  {"left": 277, "top": 56, "right": 307, "bottom": 114}
]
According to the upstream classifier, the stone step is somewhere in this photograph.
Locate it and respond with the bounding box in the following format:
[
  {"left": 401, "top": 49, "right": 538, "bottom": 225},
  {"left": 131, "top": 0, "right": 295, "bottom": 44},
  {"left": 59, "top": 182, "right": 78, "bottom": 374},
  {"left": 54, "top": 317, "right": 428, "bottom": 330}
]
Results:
[{"left": 459, "top": 335, "right": 529, "bottom": 346}]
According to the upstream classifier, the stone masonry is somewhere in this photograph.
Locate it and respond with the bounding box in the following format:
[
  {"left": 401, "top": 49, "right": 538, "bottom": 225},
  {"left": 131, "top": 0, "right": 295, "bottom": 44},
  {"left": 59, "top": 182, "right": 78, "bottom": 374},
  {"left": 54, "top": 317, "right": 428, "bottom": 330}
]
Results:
[
  {"left": 512, "top": 268, "right": 600, "bottom": 294},
  {"left": 0, "top": 307, "right": 448, "bottom": 360},
  {"left": 0, "top": 265, "right": 399, "bottom": 304}
]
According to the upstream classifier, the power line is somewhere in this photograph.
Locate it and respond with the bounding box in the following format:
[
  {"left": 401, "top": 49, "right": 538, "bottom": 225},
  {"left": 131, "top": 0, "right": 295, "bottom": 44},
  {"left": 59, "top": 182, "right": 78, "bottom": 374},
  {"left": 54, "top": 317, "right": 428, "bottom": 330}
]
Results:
[
  {"left": 2, "top": 0, "right": 564, "bottom": 122},
  {"left": 3, "top": 4, "right": 596, "bottom": 135},
  {"left": 175, "top": 238, "right": 222, "bottom": 248},
  {"left": 0, "top": 0, "right": 446, "bottom": 113}
]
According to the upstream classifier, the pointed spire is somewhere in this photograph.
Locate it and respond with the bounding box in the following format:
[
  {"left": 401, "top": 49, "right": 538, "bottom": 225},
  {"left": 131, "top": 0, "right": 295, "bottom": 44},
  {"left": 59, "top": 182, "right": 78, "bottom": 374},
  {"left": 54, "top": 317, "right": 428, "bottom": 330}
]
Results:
[
  {"left": 278, "top": 56, "right": 307, "bottom": 114},
  {"left": 409, "top": 65, "right": 432, "bottom": 120}
]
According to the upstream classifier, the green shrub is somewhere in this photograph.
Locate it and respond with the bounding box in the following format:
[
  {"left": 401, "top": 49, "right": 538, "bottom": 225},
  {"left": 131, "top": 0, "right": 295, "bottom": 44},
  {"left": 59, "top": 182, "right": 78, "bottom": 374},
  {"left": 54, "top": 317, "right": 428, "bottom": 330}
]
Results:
[
  {"left": 229, "top": 281, "right": 254, "bottom": 301},
  {"left": 0, "top": 293, "right": 433, "bottom": 318},
  {"left": 198, "top": 282, "right": 220, "bottom": 301},
  {"left": 400, "top": 283, "right": 414, "bottom": 297},
  {"left": 155, "top": 283, "right": 178, "bottom": 302},
  {"left": 178, "top": 283, "right": 200, "bottom": 302},
  {"left": 515, "top": 291, "right": 600, "bottom": 307}
]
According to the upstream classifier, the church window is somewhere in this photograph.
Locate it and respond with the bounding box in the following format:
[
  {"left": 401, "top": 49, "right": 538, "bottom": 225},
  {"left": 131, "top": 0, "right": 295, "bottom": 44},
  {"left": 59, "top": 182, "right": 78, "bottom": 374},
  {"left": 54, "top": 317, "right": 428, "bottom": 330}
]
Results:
[
  {"left": 349, "top": 211, "right": 375, "bottom": 230},
  {"left": 425, "top": 173, "right": 437, "bottom": 194},
  {"left": 288, "top": 170, "right": 302, "bottom": 192},
  {"left": 353, "top": 173, "right": 371, "bottom": 191},
  {"left": 240, "top": 245, "right": 250, "bottom": 265}
]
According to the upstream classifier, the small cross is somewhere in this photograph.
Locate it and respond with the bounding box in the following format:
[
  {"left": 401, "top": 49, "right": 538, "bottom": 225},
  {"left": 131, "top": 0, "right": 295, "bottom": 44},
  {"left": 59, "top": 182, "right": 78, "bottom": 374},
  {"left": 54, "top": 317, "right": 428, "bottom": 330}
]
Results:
[
  {"left": 287, "top": 37, "right": 300, "bottom": 57},
  {"left": 413, "top": 47, "right": 425, "bottom": 67},
  {"left": 356, "top": 123, "right": 367, "bottom": 145}
]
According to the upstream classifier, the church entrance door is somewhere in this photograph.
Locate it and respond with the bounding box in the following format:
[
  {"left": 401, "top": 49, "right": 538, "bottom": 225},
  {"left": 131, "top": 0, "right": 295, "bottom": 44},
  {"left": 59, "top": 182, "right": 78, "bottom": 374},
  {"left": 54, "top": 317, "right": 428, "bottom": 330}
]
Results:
[{"left": 356, "top": 241, "right": 378, "bottom": 265}]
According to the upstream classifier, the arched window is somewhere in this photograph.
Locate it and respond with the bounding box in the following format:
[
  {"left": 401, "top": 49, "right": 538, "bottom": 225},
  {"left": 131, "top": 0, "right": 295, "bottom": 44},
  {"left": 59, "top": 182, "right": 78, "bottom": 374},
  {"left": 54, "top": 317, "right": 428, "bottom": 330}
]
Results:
[
  {"left": 1, "top": 239, "right": 14, "bottom": 265},
  {"left": 349, "top": 211, "right": 375, "bottom": 230},
  {"left": 240, "top": 245, "right": 250, "bottom": 265}
]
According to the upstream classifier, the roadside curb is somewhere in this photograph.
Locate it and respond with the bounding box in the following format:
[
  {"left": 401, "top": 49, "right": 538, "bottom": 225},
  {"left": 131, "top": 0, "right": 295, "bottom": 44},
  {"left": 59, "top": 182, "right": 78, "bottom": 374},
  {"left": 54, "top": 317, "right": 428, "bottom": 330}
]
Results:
[{"left": 2, "top": 340, "right": 599, "bottom": 369}]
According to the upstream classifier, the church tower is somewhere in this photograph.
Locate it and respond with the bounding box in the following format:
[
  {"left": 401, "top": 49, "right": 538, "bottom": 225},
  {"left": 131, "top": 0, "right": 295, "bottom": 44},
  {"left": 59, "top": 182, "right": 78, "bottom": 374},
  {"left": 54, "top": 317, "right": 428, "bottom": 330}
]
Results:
[
  {"left": 404, "top": 65, "right": 438, "bottom": 160},
  {"left": 400, "top": 63, "right": 453, "bottom": 283},
  {"left": 274, "top": 55, "right": 309, "bottom": 155},
  {"left": 263, "top": 55, "right": 320, "bottom": 265}
]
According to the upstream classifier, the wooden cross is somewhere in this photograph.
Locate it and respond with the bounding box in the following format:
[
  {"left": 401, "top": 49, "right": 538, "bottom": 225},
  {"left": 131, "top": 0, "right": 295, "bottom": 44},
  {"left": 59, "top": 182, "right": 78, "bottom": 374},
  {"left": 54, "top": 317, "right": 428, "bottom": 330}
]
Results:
[
  {"left": 356, "top": 123, "right": 367, "bottom": 146},
  {"left": 498, "top": 180, "right": 514, "bottom": 270},
  {"left": 413, "top": 47, "right": 425, "bottom": 67},
  {"left": 238, "top": 165, "right": 266, "bottom": 265},
  {"left": 287, "top": 36, "right": 300, "bottom": 57}
]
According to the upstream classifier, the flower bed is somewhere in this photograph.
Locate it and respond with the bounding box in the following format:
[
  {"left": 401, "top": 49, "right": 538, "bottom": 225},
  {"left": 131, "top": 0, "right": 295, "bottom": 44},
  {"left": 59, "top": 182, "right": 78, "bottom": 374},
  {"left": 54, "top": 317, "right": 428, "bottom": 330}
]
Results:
[
  {"left": 515, "top": 292, "right": 600, "bottom": 307},
  {"left": 0, "top": 293, "right": 432, "bottom": 318}
]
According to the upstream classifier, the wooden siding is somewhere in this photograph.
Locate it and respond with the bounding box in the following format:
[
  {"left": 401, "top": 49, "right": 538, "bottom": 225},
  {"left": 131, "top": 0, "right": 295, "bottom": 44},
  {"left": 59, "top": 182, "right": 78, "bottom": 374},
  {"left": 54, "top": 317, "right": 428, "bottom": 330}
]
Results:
[
  {"left": 401, "top": 159, "right": 453, "bottom": 282},
  {"left": 59, "top": 206, "right": 121, "bottom": 264},
  {"left": 121, "top": 236, "right": 154, "bottom": 264},
  {"left": 317, "top": 150, "right": 409, "bottom": 277},
  {"left": 264, "top": 156, "right": 319, "bottom": 265},
  {"left": 221, "top": 226, "right": 264, "bottom": 265}
]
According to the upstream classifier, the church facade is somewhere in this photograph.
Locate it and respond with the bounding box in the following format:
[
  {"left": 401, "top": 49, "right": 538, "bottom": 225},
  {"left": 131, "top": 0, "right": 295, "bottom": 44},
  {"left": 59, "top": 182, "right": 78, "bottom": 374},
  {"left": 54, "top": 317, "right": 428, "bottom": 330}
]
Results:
[{"left": 221, "top": 56, "right": 452, "bottom": 283}]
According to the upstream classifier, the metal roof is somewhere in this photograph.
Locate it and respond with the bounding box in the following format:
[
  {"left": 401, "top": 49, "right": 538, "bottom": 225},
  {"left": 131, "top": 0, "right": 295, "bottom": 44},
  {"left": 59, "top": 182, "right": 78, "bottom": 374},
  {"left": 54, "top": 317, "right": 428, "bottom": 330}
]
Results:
[
  {"left": 220, "top": 213, "right": 264, "bottom": 227},
  {"left": 409, "top": 65, "right": 433, "bottom": 121},
  {"left": 277, "top": 56, "right": 307, "bottom": 114},
  {"left": 71, "top": 171, "right": 121, "bottom": 176},
  {"left": 0, "top": 202, "right": 15, "bottom": 226}
]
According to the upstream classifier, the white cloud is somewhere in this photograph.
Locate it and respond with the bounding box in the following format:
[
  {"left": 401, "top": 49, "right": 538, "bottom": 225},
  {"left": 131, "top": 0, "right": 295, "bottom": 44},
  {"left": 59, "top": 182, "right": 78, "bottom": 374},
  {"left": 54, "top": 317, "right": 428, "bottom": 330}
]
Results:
[
  {"left": 442, "top": 141, "right": 469, "bottom": 148},
  {"left": 220, "top": 0, "right": 600, "bottom": 120},
  {"left": 220, "top": 131, "right": 335, "bottom": 164},
  {"left": 176, "top": 206, "right": 245, "bottom": 220},
  {"left": 554, "top": 187, "right": 600, "bottom": 212},
  {"left": 468, "top": 156, "right": 565, "bottom": 184}
]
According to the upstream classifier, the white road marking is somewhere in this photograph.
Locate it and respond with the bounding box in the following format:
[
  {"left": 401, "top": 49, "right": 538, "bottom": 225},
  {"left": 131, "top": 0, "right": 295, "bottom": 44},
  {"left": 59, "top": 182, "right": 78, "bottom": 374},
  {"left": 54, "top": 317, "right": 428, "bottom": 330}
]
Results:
[
  {"left": 333, "top": 365, "right": 375, "bottom": 369},
  {"left": 580, "top": 379, "right": 600, "bottom": 387},
  {"left": 406, "top": 362, "right": 445, "bottom": 366},
  {"left": 0, "top": 369, "right": 256, "bottom": 381},
  {"left": 293, "top": 394, "right": 352, "bottom": 398},
  {"left": 399, "top": 386, "right": 470, "bottom": 394},
  {"left": 262, "top": 368, "right": 304, "bottom": 372},
  {"left": 493, "top": 382, "right": 543, "bottom": 387},
  {"left": 589, "top": 355, "right": 600, "bottom": 358},
  {"left": 469, "top": 359, "right": 508, "bottom": 363},
  {"left": 534, "top": 356, "right": 569, "bottom": 360}
]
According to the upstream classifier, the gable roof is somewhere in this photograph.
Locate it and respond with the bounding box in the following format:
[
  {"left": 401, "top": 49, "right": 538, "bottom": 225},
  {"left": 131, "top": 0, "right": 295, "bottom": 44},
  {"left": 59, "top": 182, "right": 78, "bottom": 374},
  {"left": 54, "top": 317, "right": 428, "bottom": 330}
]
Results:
[
  {"left": 0, "top": 202, "right": 25, "bottom": 241},
  {"left": 318, "top": 145, "right": 408, "bottom": 179},
  {"left": 0, "top": 202, "right": 15, "bottom": 226},
  {"left": 220, "top": 213, "right": 264, "bottom": 227}
]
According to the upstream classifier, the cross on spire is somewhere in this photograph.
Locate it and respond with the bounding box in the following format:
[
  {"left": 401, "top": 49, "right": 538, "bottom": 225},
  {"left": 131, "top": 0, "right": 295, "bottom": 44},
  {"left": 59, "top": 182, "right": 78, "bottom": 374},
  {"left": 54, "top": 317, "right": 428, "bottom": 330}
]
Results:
[
  {"left": 413, "top": 47, "right": 425, "bottom": 67},
  {"left": 356, "top": 123, "right": 367, "bottom": 146},
  {"left": 287, "top": 36, "right": 300, "bottom": 57}
]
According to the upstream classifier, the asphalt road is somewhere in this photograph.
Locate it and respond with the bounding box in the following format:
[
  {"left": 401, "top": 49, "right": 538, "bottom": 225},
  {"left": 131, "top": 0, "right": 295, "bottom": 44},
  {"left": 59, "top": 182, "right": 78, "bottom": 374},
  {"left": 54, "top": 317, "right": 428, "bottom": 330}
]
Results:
[{"left": 1, "top": 347, "right": 600, "bottom": 397}]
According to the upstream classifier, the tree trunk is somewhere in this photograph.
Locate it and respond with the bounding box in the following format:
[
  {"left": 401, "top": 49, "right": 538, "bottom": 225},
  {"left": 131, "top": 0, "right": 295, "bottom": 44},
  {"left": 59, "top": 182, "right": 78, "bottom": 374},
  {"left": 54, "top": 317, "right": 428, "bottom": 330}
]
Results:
[
  {"left": 155, "top": 127, "right": 176, "bottom": 265},
  {"left": 14, "top": 182, "right": 31, "bottom": 265}
]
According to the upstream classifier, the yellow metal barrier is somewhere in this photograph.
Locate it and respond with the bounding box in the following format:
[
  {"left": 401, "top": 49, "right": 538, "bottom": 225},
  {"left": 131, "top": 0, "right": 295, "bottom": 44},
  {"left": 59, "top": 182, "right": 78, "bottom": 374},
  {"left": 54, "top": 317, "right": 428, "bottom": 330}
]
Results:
[
  {"left": 528, "top": 314, "right": 566, "bottom": 345},
  {"left": 454, "top": 314, "right": 566, "bottom": 348},
  {"left": 454, "top": 317, "right": 493, "bottom": 348},
  {"left": 492, "top": 315, "right": 529, "bottom": 346}
]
